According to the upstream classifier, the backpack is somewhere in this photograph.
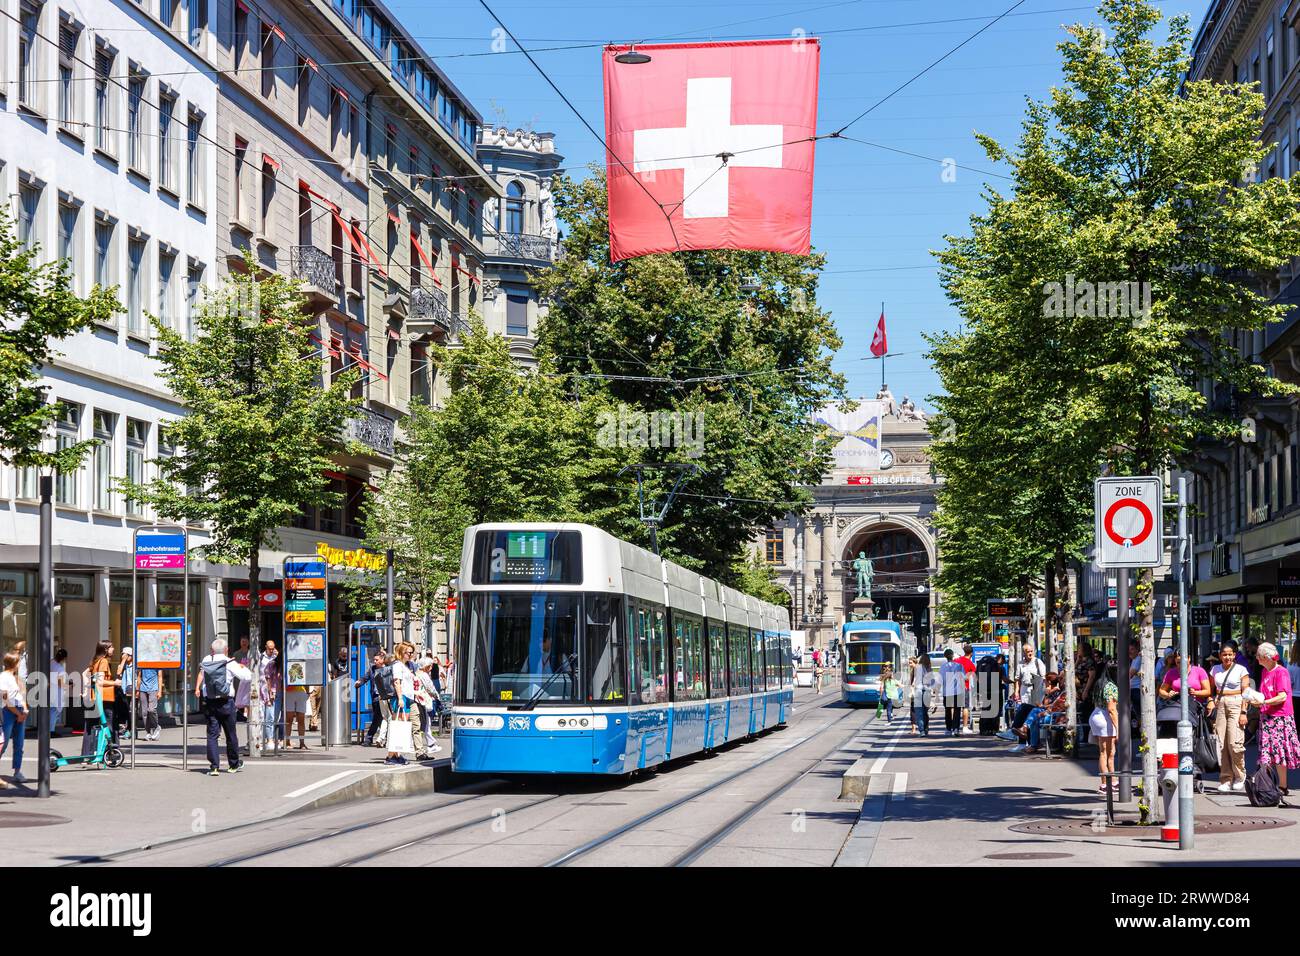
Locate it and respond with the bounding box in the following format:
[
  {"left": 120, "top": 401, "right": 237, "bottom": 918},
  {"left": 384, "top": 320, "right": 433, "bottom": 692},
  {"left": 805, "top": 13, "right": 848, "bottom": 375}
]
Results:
[
  {"left": 373, "top": 663, "right": 396, "bottom": 699},
  {"left": 202, "top": 657, "right": 233, "bottom": 700},
  {"left": 1244, "top": 762, "right": 1283, "bottom": 808}
]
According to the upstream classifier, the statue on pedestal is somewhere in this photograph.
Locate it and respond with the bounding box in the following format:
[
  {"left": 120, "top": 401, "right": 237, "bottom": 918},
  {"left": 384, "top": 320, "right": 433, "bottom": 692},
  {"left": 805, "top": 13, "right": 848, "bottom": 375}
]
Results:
[{"left": 852, "top": 551, "right": 874, "bottom": 601}]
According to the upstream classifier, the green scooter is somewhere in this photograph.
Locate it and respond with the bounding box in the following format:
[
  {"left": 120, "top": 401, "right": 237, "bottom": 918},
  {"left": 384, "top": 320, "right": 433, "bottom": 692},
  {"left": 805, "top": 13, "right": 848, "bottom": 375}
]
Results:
[{"left": 49, "top": 695, "right": 124, "bottom": 771}]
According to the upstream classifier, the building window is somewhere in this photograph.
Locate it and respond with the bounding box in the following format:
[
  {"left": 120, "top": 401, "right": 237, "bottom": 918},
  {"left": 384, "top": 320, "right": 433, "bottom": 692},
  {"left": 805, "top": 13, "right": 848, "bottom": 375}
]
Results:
[
  {"left": 158, "top": 90, "right": 179, "bottom": 192},
  {"left": 94, "top": 212, "right": 115, "bottom": 296},
  {"left": 349, "top": 105, "right": 361, "bottom": 166},
  {"left": 58, "top": 19, "right": 80, "bottom": 129},
  {"left": 127, "top": 233, "right": 148, "bottom": 336},
  {"left": 234, "top": 137, "right": 253, "bottom": 227},
  {"left": 127, "top": 68, "right": 147, "bottom": 174},
  {"left": 296, "top": 55, "right": 311, "bottom": 127},
  {"left": 506, "top": 293, "right": 529, "bottom": 336},
  {"left": 188, "top": 0, "right": 207, "bottom": 46},
  {"left": 1283, "top": 137, "right": 1293, "bottom": 181},
  {"left": 233, "top": 0, "right": 249, "bottom": 69},
  {"left": 187, "top": 108, "right": 205, "bottom": 207},
  {"left": 18, "top": 1, "right": 42, "bottom": 113},
  {"left": 260, "top": 21, "right": 275, "bottom": 98},
  {"left": 92, "top": 410, "right": 115, "bottom": 511},
  {"left": 15, "top": 465, "right": 38, "bottom": 500},
  {"left": 17, "top": 180, "right": 41, "bottom": 253},
  {"left": 54, "top": 402, "right": 81, "bottom": 507},
  {"left": 385, "top": 122, "right": 397, "bottom": 169},
  {"left": 410, "top": 344, "right": 429, "bottom": 405},
  {"left": 94, "top": 46, "right": 116, "bottom": 154},
  {"left": 57, "top": 199, "right": 79, "bottom": 291},
  {"left": 125, "top": 419, "right": 147, "bottom": 516},
  {"left": 386, "top": 336, "right": 398, "bottom": 403},
  {"left": 158, "top": 248, "right": 176, "bottom": 331},
  {"left": 765, "top": 531, "right": 784, "bottom": 565},
  {"left": 1267, "top": 30, "right": 1276, "bottom": 100},
  {"left": 329, "top": 87, "right": 343, "bottom": 152},
  {"left": 186, "top": 260, "right": 205, "bottom": 338},
  {"left": 350, "top": 219, "right": 364, "bottom": 290},
  {"left": 260, "top": 157, "right": 277, "bottom": 237}
]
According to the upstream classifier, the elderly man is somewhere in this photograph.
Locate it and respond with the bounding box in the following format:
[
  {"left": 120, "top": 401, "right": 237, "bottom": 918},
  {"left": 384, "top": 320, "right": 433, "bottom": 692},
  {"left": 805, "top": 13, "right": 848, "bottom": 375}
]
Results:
[{"left": 193, "top": 639, "right": 253, "bottom": 776}]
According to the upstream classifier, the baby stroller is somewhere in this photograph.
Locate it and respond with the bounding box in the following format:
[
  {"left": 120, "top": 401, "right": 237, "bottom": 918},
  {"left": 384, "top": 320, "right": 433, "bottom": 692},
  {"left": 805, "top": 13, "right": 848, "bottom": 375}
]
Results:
[{"left": 1156, "top": 699, "right": 1217, "bottom": 794}]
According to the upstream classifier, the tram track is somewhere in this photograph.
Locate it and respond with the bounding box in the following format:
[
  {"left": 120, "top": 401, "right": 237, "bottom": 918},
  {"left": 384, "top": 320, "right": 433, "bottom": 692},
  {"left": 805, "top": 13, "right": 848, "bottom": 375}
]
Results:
[{"left": 544, "top": 701, "right": 871, "bottom": 867}]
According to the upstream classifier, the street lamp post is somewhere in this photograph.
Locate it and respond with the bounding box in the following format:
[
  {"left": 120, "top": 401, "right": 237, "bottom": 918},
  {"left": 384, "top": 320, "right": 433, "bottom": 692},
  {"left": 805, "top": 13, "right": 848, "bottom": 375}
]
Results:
[{"left": 36, "top": 475, "right": 53, "bottom": 798}]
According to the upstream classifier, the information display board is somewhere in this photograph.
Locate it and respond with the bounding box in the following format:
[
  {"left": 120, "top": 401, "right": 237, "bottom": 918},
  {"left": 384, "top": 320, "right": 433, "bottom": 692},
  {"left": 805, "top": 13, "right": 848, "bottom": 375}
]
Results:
[
  {"left": 283, "top": 557, "right": 328, "bottom": 686},
  {"left": 135, "top": 617, "right": 185, "bottom": 670}
]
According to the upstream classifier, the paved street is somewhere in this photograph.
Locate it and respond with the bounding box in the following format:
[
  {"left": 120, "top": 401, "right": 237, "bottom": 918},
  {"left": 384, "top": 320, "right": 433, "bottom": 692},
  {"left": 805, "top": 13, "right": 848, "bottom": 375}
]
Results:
[{"left": 9, "top": 686, "right": 1290, "bottom": 868}]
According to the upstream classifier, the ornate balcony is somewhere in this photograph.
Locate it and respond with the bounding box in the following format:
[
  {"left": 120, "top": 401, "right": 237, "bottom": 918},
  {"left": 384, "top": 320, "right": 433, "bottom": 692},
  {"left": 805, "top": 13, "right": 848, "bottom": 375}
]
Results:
[
  {"left": 344, "top": 406, "right": 396, "bottom": 459},
  {"left": 291, "top": 246, "right": 339, "bottom": 311},
  {"left": 488, "top": 232, "right": 557, "bottom": 262},
  {"left": 409, "top": 284, "right": 454, "bottom": 335}
]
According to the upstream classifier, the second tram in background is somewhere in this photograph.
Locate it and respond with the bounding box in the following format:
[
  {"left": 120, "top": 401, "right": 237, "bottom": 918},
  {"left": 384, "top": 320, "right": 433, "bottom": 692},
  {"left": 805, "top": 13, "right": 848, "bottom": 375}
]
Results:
[
  {"left": 840, "top": 620, "right": 916, "bottom": 706},
  {"left": 452, "top": 523, "right": 794, "bottom": 776}
]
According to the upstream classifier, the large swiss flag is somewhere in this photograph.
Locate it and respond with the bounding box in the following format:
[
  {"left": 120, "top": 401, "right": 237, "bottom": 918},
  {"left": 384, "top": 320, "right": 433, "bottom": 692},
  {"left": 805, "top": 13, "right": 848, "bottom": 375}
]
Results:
[{"left": 603, "top": 39, "right": 820, "bottom": 262}]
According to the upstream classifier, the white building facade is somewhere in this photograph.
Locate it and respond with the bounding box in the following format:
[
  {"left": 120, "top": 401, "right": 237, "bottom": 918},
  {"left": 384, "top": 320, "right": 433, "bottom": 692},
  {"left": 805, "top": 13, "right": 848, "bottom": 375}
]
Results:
[{"left": 0, "top": 0, "right": 219, "bottom": 707}]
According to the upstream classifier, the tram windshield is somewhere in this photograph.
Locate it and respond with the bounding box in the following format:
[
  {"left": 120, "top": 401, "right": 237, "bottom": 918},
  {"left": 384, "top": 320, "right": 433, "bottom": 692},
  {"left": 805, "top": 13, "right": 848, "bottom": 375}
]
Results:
[
  {"left": 464, "top": 592, "right": 581, "bottom": 705},
  {"left": 844, "top": 641, "right": 897, "bottom": 680}
]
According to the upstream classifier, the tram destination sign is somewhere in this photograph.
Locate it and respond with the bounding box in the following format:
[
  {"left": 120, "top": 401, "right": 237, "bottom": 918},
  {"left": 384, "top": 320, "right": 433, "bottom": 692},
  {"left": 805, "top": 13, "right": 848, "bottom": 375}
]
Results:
[
  {"left": 1094, "top": 477, "right": 1164, "bottom": 569},
  {"left": 135, "top": 528, "right": 187, "bottom": 570}
]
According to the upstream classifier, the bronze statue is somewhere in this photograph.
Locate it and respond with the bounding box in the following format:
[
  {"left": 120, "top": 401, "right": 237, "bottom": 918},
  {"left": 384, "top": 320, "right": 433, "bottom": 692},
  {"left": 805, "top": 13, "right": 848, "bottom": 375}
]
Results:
[{"left": 852, "top": 551, "right": 874, "bottom": 600}]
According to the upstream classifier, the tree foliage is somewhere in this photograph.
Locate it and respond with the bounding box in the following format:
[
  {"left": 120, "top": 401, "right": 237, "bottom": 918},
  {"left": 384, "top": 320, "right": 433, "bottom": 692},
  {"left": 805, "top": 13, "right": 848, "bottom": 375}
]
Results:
[
  {"left": 0, "top": 207, "right": 117, "bottom": 469},
  {"left": 533, "top": 169, "right": 847, "bottom": 588},
  {"left": 930, "top": 0, "right": 1300, "bottom": 798}
]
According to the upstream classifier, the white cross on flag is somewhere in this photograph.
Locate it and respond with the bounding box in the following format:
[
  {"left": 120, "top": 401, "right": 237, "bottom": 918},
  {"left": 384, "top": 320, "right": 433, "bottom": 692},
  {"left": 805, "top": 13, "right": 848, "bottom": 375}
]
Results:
[{"left": 603, "top": 39, "right": 820, "bottom": 262}]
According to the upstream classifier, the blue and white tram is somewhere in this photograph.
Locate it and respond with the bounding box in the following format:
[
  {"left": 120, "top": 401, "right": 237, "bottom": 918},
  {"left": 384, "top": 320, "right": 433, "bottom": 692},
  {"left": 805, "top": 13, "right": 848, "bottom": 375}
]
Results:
[
  {"left": 840, "top": 621, "right": 904, "bottom": 706},
  {"left": 451, "top": 523, "right": 795, "bottom": 775}
]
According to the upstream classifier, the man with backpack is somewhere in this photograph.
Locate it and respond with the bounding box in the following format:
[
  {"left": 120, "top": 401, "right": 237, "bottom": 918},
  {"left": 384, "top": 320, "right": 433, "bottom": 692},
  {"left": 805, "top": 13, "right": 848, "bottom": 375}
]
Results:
[{"left": 193, "top": 639, "right": 253, "bottom": 776}]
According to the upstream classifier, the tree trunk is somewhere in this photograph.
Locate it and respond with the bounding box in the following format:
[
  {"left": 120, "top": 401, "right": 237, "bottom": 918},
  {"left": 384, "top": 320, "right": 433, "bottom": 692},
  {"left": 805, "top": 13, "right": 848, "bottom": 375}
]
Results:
[
  {"left": 1056, "top": 548, "right": 1077, "bottom": 756},
  {"left": 1137, "top": 564, "right": 1158, "bottom": 821},
  {"left": 1044, "top": 560, "right": 1057, "bottom": 673}
]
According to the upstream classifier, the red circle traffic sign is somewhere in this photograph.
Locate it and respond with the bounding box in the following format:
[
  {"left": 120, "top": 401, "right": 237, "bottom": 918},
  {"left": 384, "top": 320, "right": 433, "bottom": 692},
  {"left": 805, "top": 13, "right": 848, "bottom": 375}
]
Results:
[{"left": 1104, "top": 497, "right": 1154, "bottom": 548}]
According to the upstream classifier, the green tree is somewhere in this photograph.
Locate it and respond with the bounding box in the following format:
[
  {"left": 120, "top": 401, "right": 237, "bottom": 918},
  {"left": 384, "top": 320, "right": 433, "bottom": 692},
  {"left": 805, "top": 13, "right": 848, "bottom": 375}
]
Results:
[
  {"left": 0, "top": 207, "right": 117, "bottom": 469},
  {"left": 357, "top": 317, "right": 588, "bottom": 634},
  {"left": 534, "top": 170, "right": 846, "bottom": 590},
  {"left": 932, "top": 0, "right": 1300, "bottom": 801},
  {"left": 123, "top": 259, "right": 360, "bottom": 659}
]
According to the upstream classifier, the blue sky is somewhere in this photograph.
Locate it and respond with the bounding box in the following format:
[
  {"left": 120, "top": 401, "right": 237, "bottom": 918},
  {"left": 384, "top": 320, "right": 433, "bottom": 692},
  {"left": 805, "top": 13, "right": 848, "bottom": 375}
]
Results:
[{"left": 396, "top": 0, "right": 1207, "bottom": 410}]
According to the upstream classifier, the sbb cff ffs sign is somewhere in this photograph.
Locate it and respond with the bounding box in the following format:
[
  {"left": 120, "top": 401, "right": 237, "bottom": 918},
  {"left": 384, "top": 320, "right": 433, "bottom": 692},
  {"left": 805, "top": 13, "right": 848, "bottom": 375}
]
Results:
[{"left": 1094, "top": 477, "right": 1164, "bottom": 568}]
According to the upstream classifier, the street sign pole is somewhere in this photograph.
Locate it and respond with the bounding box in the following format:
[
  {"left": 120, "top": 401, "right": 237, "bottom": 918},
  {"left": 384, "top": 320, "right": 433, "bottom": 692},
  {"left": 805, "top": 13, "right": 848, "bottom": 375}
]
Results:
[
  {"left": 1174, "top": 476, "right": 1195, "bottom": 849},
  {"left": 36, "top": 476, "right": 53, "bottom": 799},
  {"left": 1116, "top": 570, "right": 1131, "bottom": 804}
]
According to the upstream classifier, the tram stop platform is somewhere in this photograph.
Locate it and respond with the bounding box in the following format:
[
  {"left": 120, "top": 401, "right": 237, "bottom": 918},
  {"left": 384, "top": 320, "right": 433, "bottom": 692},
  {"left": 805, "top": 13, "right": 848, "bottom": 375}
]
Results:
[{"left": 0, "top": 722, "right": 453, "bottom": 866}]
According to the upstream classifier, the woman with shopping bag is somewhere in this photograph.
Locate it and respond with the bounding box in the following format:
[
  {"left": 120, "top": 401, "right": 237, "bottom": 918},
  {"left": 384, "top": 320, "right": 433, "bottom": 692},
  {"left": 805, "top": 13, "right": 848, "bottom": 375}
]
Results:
[{"left": 385, "top": 642, "right": 418, "bottom": 765}]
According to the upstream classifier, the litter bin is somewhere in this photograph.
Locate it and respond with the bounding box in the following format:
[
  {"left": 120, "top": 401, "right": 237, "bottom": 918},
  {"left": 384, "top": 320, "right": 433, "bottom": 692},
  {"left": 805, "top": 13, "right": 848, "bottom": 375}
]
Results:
[{"left": 324, "top": 677, "right": 352, "bottom": 746}]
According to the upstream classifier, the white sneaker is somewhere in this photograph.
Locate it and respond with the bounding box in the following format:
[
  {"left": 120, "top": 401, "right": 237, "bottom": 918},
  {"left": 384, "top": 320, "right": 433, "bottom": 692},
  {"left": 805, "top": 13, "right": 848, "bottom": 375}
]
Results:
[
  {"left": 1008, "top": 744, "right": 1027, "bottom": 753},
  {"left": 1232, "top": 781, "right": 1247, "bottom": 792},
  {"left": 12, "top": 770, "right": 27, "bottom": 783},
  {"left": 431, "top": 743, "right": 443, "bottom": 753},
  {"left": 1217, "top": 781, "right": 1232, "bottom": 793}
]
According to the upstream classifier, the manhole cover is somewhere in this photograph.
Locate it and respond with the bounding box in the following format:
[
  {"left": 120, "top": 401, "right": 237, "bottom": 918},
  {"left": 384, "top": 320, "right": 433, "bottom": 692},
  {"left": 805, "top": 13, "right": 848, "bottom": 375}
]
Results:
[
  {"left": 1010, "top": 815, "right": 1294, "bottom": 837},
  {"left": 0, "top": 811, "right": 71, "bottom": 828},
  {"left": 985, "top": 852, "right": 1075, "bottom": 860}
]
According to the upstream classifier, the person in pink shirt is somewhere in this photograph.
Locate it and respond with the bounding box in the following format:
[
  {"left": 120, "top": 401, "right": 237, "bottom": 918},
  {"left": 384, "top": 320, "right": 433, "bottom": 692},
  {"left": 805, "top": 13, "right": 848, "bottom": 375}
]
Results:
[
  {"left": 1252, "top": 642, "right": 1300, "bottom": 795},
  {"left": 1157, "top": 653, "right": 1212, "bottom": 705}
]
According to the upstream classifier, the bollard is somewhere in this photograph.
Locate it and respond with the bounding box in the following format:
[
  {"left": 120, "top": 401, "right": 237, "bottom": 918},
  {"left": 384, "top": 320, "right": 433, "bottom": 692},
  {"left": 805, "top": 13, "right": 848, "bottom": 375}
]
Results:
[{"left": 1157, "top": 739, "right": 1179, "bottom": 842}]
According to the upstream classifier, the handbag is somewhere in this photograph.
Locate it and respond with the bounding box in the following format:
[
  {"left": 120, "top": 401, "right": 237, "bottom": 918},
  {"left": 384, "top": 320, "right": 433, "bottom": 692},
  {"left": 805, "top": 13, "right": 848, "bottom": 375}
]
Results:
[{"left": 386, "top": 714, "right": 415, "bottom": 754}]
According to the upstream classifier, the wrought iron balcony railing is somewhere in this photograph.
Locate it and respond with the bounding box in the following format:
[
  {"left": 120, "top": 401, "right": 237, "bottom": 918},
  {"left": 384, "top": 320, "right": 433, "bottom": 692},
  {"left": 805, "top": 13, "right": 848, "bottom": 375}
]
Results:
[
  {"left": 491, "top": 232, "right": 556, "bottom": 261},
  {"left": 291, "top": 245, "right": 338, "bottom": 292},
  {"left": 410, "top": 284, "right": 453, "bottom": 331}
]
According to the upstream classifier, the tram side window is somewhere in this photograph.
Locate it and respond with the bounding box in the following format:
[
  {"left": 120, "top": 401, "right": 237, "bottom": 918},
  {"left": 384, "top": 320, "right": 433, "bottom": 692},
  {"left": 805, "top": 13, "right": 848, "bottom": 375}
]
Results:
[
  {"left": 630, "top": 602, "right": 649, "bottom": 705},
  {"left": 586, "top": 594, "right": 625, "bottom": 703},
  {"left": 672, "top": 613, "right": 687, "bottom": 699},
  {"left": 728, "top": 623, "right": 749, "bottom": 694},
  {"left": 650, "top": 606, "right": 667, "bottom": 703},
  {"left": 707, "top": 621, "right": 727, "bottom": 698},
  {"left": 751, "top": 628, "right": 765, "bottom": 691}
]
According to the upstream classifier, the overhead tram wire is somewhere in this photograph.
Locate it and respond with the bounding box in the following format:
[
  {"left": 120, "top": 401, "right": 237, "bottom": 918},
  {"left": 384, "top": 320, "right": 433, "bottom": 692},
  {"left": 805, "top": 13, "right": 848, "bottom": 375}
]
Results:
[{"left": 473, "top": 0, "right": 684, "bottom": 252}]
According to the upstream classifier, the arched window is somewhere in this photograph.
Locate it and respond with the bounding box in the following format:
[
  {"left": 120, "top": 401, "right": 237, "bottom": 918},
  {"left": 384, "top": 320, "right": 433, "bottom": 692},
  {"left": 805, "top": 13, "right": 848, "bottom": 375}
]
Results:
[{"left": 505, "top": 180, "right": 525, "bottom": 235}]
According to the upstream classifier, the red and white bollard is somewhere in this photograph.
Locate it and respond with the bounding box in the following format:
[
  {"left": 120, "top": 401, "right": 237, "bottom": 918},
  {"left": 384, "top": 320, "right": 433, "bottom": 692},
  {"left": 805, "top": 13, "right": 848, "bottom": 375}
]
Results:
[{"left": 1157, "top": 738, "right": 1179, "bottom": 842}]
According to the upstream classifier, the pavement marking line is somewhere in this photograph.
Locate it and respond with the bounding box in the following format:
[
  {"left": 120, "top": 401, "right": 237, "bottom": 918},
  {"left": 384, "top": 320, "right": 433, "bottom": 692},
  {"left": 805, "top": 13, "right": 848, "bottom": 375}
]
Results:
[
  {"left": 282, "top": 770, "right": 359, "bottom": 799},
  {"left": 891, "top": 772, "right": 908, "bottom": 801},
  {"left": 868, "top": 727, "right": 907, "bottom": 774}
]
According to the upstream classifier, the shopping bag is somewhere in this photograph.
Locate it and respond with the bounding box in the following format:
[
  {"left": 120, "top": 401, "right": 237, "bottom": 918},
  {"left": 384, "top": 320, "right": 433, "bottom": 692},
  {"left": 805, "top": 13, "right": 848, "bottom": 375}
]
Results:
[{"left": 386, "top": 717, "right": 415, "bottom": 755}]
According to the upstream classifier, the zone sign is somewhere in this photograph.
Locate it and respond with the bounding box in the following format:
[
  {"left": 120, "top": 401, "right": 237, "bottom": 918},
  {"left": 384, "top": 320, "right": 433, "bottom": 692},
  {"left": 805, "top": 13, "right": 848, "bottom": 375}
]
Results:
[{"left": 1095, "top": 477, "right": 1164, "bottom": 569}]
